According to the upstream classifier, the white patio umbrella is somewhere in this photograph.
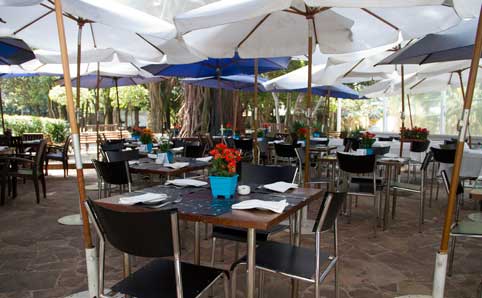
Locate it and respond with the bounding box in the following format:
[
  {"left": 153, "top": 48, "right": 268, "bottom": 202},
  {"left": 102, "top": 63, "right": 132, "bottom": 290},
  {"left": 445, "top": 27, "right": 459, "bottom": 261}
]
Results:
[{"left": 175, "top": 0, "right": 460, "bottom": 185}]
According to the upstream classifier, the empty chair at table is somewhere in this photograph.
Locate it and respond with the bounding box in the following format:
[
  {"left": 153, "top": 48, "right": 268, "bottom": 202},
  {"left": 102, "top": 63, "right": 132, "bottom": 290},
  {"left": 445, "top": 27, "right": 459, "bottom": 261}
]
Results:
[
  {"left": 256, "top": 138, "right": 269, "bottom": 164},
  {"left": 85, "top": 200, "right": 229, "bottom": 298},
  {"left": 310, "top": 139, "right": 329, "bottom": 146},
  {"left": 274, "top": 143, "right": 298, "bottom": 165},
  {"left": 211, "top": 163, "right": 298, "bottom": 266},
  {"left": 371, "top": 146, "right": 390, "bottom": 156},
  {"left": 390, "top": 152, "right": 432, "bottom": 233},
  {"left": 430, "top": 146, "right": 456, "bottom": 205},
  {"left": 234, "top": 139, "right": 253, "bottom": 161},
  {"left": 440, "top": 169, "right": 480, "bottom": 276},
  {"left": 92, "top": 159, "right": 132, "bottom": 198},
  {"left": 230, "top": 191, "right": 347, "bottom": 298},
  {"left": 45, "top": 135, "right": 71, "bottom": 177},
  {"left": 100, "top": 142, "right": 124, "bottom": 161},
  {"left": 378, "top": 136, "right": 394, "bottom": 142},
  {"left": 337, "top": 152, "right": 383, "bottom": 227},
  {"left": 408, "top": 140, "right": 431, "bottom": 182},
  {"left": 8, "top": 139, "right": 48, "bottom": 204},
  {"left": 184, "top": 142, "right": 206, "bottom": 158},
  {"left": 105, "top": 149, "right": 139, "bottom": 163}
]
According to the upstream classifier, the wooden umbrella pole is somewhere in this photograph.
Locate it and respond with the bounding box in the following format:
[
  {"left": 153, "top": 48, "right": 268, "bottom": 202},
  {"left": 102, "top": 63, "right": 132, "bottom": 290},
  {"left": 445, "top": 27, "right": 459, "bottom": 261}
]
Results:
[
  {"left": 0, "top": 81, "right": 5, "bottom": 133},
  {"left": 95, "top": 65, "right": 101, "bottom": 160},
  {"left": 407, "top": 94, "right": 414, "bottom": 129},
  {"left": 252, "top": 58, "right": 259, "bottom": 164},
  {"left": 54, "top": 2, "right": 97, "bottom": 296},
  {"left": 217, "top": 73, "right": 223, "bottom": 130},
  {"left": 76, "top": 20, "right": 84, "bottom": 130},
  {"left": 457, "top": 70, "right": 471, "bottom": 147},
  {"left": 399, "top": 64, "right": 405, "bottom": 157},
  {"left": 303, "top": 19, "right": 313, "bottom": 184},
  {"left": 433, "top": 8, "right": 482, "bottom": 298},
  {"left": 115, "top": 78, "right": 122, "bottom": 139}
]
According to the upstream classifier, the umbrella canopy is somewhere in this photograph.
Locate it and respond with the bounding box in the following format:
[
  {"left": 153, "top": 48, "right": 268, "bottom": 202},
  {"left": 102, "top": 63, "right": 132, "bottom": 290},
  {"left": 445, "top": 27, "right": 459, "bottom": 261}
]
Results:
[
  {"left": 143, "top": 54, "right": 290, "bottom": 77},
  {"left": 378, "top": 19, "right": 480, "bottom": 65},
  {"left": 0, "top": 37, "right": 35, "bottom": 65},
  {"left": 182, "top": 74, "right": 267, "bottom": 92},
  {"left": 295, "top": 84, "right": 365, "bottom": 99},
  {"left": 58, "top": 74, "right": 165, "bottom": 89}
]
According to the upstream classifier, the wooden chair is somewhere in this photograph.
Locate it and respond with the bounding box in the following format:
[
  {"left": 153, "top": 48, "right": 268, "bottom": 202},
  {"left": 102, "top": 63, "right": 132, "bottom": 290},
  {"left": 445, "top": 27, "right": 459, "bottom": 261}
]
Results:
[{"left": 45, "top": 135, "right": 71, "bottom": 177}]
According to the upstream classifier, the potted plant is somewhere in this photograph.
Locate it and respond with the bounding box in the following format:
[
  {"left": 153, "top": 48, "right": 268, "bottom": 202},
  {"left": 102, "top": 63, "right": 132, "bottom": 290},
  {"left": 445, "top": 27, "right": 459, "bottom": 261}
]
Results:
[
  {"left": 223, "top": 122, "right": 233, "bottom": 137},
  {"left": 402, "top": 126, "right": 430, "bottom": 152},
  {"left": 360, "top": 131, "right": 376, "bottom": 154},
  {"left": 140, "top": 128, "right": 154, "bottom": 153},
  {"left": 158, "top": 136, "right": 173, "bottom": 163},
  {"left": 257, "top": 129, "right": 265, "bottom": 140},
  {"left": 208, "top": 143, "right": 241, "bottom": 199},
  {"left": 131, "top": 126, "right": 142, "bottom": 141}
]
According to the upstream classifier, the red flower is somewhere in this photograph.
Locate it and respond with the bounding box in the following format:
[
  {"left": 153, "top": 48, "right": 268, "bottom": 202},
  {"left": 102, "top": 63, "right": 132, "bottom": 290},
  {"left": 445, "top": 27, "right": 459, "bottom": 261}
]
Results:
[
  {"left": 225, "top": 122, "right": 232, "bottom": 129},
  {"left": 262, "top": 123, "right": 270, "bottom": 129}
]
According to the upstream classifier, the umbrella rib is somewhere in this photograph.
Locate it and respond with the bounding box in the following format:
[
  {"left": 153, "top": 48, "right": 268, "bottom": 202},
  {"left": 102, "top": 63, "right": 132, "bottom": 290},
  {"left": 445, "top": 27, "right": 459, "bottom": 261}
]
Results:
[
  {"left": 311, "top": 18, "right": 319, "bottom": 45},
  {"left": 13, "top": 8, "right": 54, "bottom": 35},
  {"left": 136, "top": 33, "right": 165, "bottom": 55},
  {"left": 410, "top": 77, "right": 426, "bottom": 90},
  {"left": 89, "top": 23, "right": 97, "bottom": 47},
  {"left": 343, "top": 58, "right": 365, "bottom": 77},
  {"left": 361, "top": 8, "right": 399, "bottom": 31},
  {"left": 237, "top": 14, "right": 271, "bottom": 49}
]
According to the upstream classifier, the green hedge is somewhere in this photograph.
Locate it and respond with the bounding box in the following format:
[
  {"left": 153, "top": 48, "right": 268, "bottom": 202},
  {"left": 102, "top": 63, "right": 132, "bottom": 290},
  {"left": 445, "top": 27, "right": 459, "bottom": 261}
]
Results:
[{"left": 4, "top": 115, "right": 69, "bottom": 143}]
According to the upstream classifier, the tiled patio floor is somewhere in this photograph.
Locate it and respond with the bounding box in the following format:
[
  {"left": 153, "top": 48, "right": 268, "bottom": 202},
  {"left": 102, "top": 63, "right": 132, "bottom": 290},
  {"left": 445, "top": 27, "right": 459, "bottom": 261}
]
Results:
[{"left": 0, "top": 169, "right": 481, "bottom": 298}]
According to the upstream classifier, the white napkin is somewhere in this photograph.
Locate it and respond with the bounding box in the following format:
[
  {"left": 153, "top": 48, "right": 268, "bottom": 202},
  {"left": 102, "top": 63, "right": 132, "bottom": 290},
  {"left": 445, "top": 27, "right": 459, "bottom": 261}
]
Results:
[
  {"left": 165, "top": 179, "right": 208, "bottom": 187},
  {"left": 163, "top": 162, "right": 189, "bottom": 169},
  {"left": 147, "top": 153, "right": 157, "bottom": 159},
  {"left": 263, "top": 181, "right": 298, "bottom": 193},
  {"left": 128, "top": 160, "right": 139, "bottom": 165},
  {"left": 232, "top": 199, "right": 289, "bottom": 214},
  {"left": 0, "top": 146, "right": 9, "bottom": 151},
  {"left": 119, "top": 193, "right": 167, "bottom": 205},
  {"left": 383, "top": 153, "right": 398, "bottom": 158},
  {"left": 196, "top": 156, "right": 213, "bottom": 162},
  {"left": 170, "top": 147, "right": 184, "bottom": 153},
  {"left": 380, "top": 157, "right": 405, "bottom": 163}
]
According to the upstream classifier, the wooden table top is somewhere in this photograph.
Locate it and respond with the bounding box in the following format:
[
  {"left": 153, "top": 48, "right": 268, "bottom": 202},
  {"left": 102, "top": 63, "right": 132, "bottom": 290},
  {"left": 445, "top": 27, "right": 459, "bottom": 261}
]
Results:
[
  {"left": 470, "top": 189, "right": 482, "bottom": 201},
  {"left": 129, "top": 157, "right": 210, "bottom": 176},
  {"left": 96, "top": 185, "right": 323, "bottom": 231}
]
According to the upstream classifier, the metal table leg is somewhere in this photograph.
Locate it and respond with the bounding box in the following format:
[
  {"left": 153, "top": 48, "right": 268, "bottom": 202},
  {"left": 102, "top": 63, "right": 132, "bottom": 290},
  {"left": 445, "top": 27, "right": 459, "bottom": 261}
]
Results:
[
  {"left": 383, "top": 165, "right": 392, "bottom": 230},
  {"left": 247, "top": 228, "right": 256, "bottom": 298},
  {"left": 194, "top": 221, "right": 200, "bottom": 265},
  {"left": 291, "top": 209, "right": 302, "bottom": 298}
]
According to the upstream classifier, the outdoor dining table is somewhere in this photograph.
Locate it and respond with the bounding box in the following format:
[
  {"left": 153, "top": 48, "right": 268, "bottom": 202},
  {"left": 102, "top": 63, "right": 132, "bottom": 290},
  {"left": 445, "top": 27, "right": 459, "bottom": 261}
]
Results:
[
  {"left": 129, "top": 157, "right": 210, "bottom": 179},
  {"left": 96, "top": 184, "right": 323, "bottom": 298}
]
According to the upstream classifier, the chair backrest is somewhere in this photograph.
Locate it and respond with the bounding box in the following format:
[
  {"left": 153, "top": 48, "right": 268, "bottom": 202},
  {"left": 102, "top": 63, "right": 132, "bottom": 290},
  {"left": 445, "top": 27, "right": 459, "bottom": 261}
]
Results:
[
  {"left": 35, "top": 140, "right": 48, "bottom": 172},
  {"left": 337, "top": 152, "right": 376, "bottom": 174},
  {"left": 239, "top": 163, "right": 297, "bottom": 185},
  {"left": 9, "top": 136, "right": 24, "bottom": 154},
  {"left": 274, "top": 143, "right": 297, "bottom": 158},
  {"left": 378, "top": 137, "right": 393, "bottom": 141},
  {"left": 234, "top": 139, "right": 253, "bottom": 152},
  {"left": 313, "top": 191, "right": 347, "bottom": 233},
  {"left": 410, "top": 140, "right": 430, "bottom": 153},
  {"left": 101, "top": 142, "right": 124, "bottom": 152},
  {"left": 420, "top": 151, "right": 433, "bottom": 171},
  {"left": 257, "top": 139, "right": 268, "bottom": 154},
  {"left": 224, "top": 137, "right": 236, "bottom": 148},
  {"left": 105, "top": 150, "right": 139, "bottom": 162},
  {"left": 310, "top": 139, "right": 329, "bottom": 146},
  {"left": 62, "top": 135, "right": 72, "bottom": 155},
  {"left": 22, "top": 133, "right": 43, "bottom": 141},
  {"left": 430, "top": 147, "right": 456, "bottom": 164},
  {"left": 172, "top": 138, "right": 185, "bottom": 148},
  {"left": 371, "top": 146, "right": 390, "bottom": 156},
  {"left": 440, "top": 169, "right": 464, "bottom": 196},
  {"left": 92, "top": 160, "right": 130, "bottom": 186},
  {"left": 0, "top": 135, "right": 10, "bottom": 146},
  {"left": 343, "top": 139, "right": 352, "bottom": 152},
  {"left": 86, "top": 200, "right": 178, "bottom": 258},
  {"left": 444, "top": 139, "right": 457, "bottom": 146},
  {"left": 184, "top": 143, "right": 206, "bottom": 158}
]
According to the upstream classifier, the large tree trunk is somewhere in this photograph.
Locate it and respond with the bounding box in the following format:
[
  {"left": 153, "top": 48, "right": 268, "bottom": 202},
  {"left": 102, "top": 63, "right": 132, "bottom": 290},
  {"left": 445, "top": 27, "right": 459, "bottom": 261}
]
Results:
[
  {"left": 292, "top": 93, "right": 305, "bottom": 122},
  {"left": 103, "top": 88, "right": 113, "bottom": 125},
  {"left": 134, "top": 108, "right": 140, "bottom": 127},
  {"left": 148, "top": 82, "right": 162, "bottom": 133}
]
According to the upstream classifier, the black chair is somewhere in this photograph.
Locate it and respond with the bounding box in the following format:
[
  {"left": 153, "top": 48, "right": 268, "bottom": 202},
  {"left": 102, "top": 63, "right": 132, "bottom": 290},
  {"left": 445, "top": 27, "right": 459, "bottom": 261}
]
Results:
[
  {"left": 230, "top": 191, "right": 347, "bottom": 298},
  {"left": 85, "top": 200, "right": 229, "bottom": 298},
  {"left": 310, "top": 139, "right": 329, "bottom": 146},
  {"left": 391, "top": 152, "right": 432, "bottom": 232},
  {"left": 337, "top": 152, "right": 383, "bottom": 226},
  {"left": 378, "top": 137, "right": 394, "bottom": 141},
  {"left": 211, "top": 163, "right": 298, "bottom": 265},
  {"left": 430, "top": 146, "right": 456, "bottom": 205},
  {"left": 184, "top": 143, "right": 206, "bottom": 158},
  {"left": 0, "top": 158, "right": 10, "bottom": 205},
  {"left": 274, "top": 143, "right": 298, "bottom": 165},
  {"left": 234, "top": 139, "right": 253, "bottom": 161},
  {"left": 172, "top": 138, "right": 186, "bottom": 148},
  {"left": 224, "top": 137, "right": 236, "bottom": 149},
  {"left": 440, "top": 169, "right": 481, "bottom": 276},
  {"left": 45, "top": 135, "right": 71, "bottom": 177},
  {"left": 9, "top": 136, "right": 25, "bottom": 155},
  {"left": 8, "top": 139, "right": 48, "bottom": 204},
  {"left": 100, "top": 142, "right": 124, "bottom": 161},
  {"left": 407, "top": 140, "right": 431, "bottom": 182},
  {"left": 0, "top": 135, "right": 10, "bottom": 146},
  {"left": 371, "top": 146, "right": 390, "bottom": 156},
  {"left": 92, "top": 159, "right": 131, "bottom": 198},
  {"left": 105, "top": 149, "right": 139, "bottom": 162},
  {"left": 343, "top": 137, "right": 360, "bottom": 151},
  {"left": 256, "top": 139, "right": 269, "bottom": 164}
]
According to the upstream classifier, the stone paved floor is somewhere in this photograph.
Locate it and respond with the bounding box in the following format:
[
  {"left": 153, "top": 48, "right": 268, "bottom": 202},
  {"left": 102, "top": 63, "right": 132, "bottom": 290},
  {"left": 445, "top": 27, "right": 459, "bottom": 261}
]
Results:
[{"left": 0, "top": 169, "right": 481, "bottom": 298}]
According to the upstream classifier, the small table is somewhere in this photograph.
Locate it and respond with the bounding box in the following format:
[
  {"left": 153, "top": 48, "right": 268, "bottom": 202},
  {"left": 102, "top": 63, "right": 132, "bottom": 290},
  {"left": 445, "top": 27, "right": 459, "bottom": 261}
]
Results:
[
  {"left": 97, "top": 185, "right": 323, "bottom": 298},
  {"left": 129, "top": 157, "right": 210, "bottom": 179},
  {"left": 470, "top": 188, "right": 482, "bottom": 200}
]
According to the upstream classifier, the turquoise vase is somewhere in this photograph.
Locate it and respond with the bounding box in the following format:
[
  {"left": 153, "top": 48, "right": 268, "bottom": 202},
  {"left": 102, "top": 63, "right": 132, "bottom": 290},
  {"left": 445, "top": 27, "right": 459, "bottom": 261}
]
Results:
[
  {"left": 146, "top": 143, "right": 153, "bottom": 153},
  {"left": 166, "top": 151, "right": 174, "bottom": 163},
  {"left": 366, "top": 148, "right": 374, "bottom": 155},
  {"left": 209, "top": 175, "right": 238, "bottom": 199}
]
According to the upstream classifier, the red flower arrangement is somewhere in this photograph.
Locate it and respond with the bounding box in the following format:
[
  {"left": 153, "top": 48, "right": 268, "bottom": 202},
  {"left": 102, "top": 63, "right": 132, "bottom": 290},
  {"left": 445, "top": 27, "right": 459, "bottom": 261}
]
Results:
[
  {"left": 208, "top": 143, "right": 241, "bottom": 177},
  {"left": 262, "top": 123, "right": 270, "bottom": 129},
  {"left": 131, "top": 126, "right": 143, "bottom": 137},
  {"left": 400, "top": 126, "right": 429, "bottom": 140},
  {"left": 297, "top": 127, "right": 308, "bottom": 140},
  {"left": 360, "top": 131, "right": 376, "bottom": 149},
  {"left": 225, "top": 122, "right": 233, "bottom": 129}
]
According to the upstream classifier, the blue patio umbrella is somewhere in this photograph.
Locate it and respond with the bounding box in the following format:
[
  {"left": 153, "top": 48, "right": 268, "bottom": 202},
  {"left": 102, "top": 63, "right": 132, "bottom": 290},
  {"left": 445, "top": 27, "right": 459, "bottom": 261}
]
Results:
[
  {"left": 58, "top": 74, "right": 165, "bottom": 89},
  {"left": 0, "top": 37, "right": 35, "bottom": 65},
  {"left": 181, "top": 74, "right": 267, "bottom": 92},
  {"left": 287, "top": 84, "right": 365, "bottom": 100},
  {"left": 142, "top": 54, "right": 290, "bottom": 77}
]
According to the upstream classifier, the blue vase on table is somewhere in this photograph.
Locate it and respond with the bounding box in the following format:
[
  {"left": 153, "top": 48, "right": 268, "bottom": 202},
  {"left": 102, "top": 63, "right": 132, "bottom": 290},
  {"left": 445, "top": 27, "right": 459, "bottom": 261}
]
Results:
[
  {"left": 146, "top": 143, "right": 153, "bottom": 153},
  {"left": 166, "top": 151, "right": 174, "bottom": 163},
  {"left": 209, "top": 175, "right": 238, "bottom": 199}
]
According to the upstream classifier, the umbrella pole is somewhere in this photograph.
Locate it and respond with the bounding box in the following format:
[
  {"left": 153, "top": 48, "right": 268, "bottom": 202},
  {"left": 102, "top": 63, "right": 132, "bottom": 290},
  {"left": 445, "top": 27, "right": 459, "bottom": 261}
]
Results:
[
  {"left": 95, "top": 65, "right": 101, "bottom": 160},
  {"left": 0, "top": 80, "right": 5, "bottom": 133},
  {"left": 432, "top": 8, "right": 482, "bottom": 298},
  {"left": 252, "top": 58, "right": 259, "bottom": 164},
  {"left": 407, "top": 94, "right": 413, "bottom": 129},
  {"left": 457, "top": 70, "right": 471, "bottom": 147},
  {"left": 399, "top": 64, "right": 406, "bottom": 157},
  {"left": 76, "top": 20, "right": 84, "bottom": 131},
  {"left": 53, "top": 1, "right": 97, "bottom": 298},
  {"left": 233, "top": 90, "right": 238, "bottom": 134},
  {"left": 115, "top": 78, "right": 122, "bottom": 139},
  {"left": 303, "top": 19, "right": 313, "bottom": 184},
  {"left": 217, "top": 74, "right": 223, "bottom": 132}
]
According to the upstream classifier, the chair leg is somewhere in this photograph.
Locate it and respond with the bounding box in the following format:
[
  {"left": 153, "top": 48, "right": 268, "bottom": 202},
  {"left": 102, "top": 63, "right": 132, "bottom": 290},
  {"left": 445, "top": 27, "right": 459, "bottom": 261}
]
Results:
[
  {"left": 204, "top": 223, "right": 209, "bottom": 240},
  {"left": 33, "top": 176, "right": 40, "bottom": 204},
  {"left": 392, "top": 189, "right": 397, "bottom": 220},
  {"left": 223, "top": 272, "right": 230, "bottom": 298},
  {"left": 0, "top": 177, "right": 6, "bottom": 206},
  {"left": 435, "top": 178, "right": 440, "bottom": 201},
  {"left": 210, "top": 237, "right": 217, "bottom": 267},
  {"left": 40, "top": 175, "right": 46, "bottom": 198},
  {"left": 448, "top": 236, "right": 457, "bottom": 276},
  {"left": 429, "top": 163, "right": 436, "bottom": 207},
  {"left": 220, "top": 238, "right": 225, "bottom": 262},
  {"left": 258, "top": 271, "right": 264, "bottom": 298},
  {"left": 63, "top": 160, "right": 68, "bottom": 177},
  {"left": 347, "top": 196, "right": 352, "bottom": 224},
  {"left": 231, "top": 264, "right": 241, "bottom": 298},
  {"left": 45, "top": 160, "right": 49, "bottom": 176},
  {"left": 419, "top": 190, "right": 424, "bottom": 233}
]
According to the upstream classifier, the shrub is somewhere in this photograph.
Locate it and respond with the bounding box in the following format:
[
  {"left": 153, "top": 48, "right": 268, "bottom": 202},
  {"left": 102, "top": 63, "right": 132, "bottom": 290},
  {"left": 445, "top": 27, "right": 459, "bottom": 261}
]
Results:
[{"left": 4, "top": 115, "right": 69, "bottom": 143}]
